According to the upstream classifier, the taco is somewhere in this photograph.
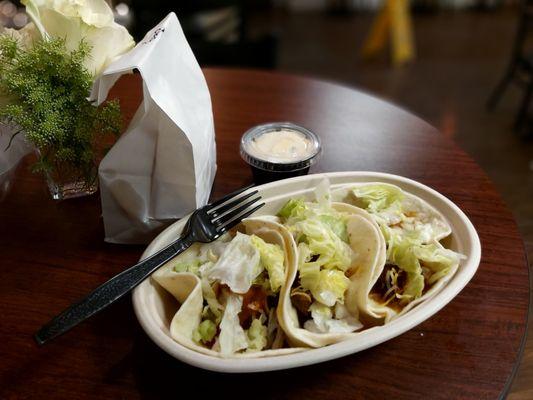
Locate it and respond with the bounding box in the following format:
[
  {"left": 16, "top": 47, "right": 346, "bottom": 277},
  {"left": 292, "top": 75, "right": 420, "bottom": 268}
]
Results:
[
  {"left": 332, "top": 183, "right": 464, "bottom": 323},
  {"left": 332, "top": 182, "right": 451, "bottom": 242},
  {"left": 152, "top": 217, "right": 304, "bottom": 358},
  {"left": 275, "top": 182, "right": 386, "bottom": 348}
]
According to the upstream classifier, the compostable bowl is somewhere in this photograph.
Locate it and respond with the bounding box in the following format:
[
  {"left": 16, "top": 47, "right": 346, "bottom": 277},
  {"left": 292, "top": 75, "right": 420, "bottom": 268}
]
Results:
[{"left": 132, "top": 171, "right": 481, "bottom": 373}]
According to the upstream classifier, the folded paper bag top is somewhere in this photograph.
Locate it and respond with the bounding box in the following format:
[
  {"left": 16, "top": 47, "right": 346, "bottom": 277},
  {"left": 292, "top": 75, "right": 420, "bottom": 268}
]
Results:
[{"left": 90, "top": 13, "right": 217, "bottom": 244}]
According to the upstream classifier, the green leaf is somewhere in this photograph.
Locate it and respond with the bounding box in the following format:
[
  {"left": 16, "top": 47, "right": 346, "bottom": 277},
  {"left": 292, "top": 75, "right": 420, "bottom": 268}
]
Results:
[
  {"left": 173, "top": 260, "right": 201, "bottom": 274},
  {"left": 193, "top": 319, "right": 217, "bottom": 344},
  {"left": 277, "top": 198, "right": 305, "bottom": 219},
  {"left": 246, "top": 318, "right": 268, "bottom": 352},
  {"left": 250, "top": 235, "right": 285, "bottom": 293},
  {"left": 352, "top": 184, "right": 404, "bottom": 214}
]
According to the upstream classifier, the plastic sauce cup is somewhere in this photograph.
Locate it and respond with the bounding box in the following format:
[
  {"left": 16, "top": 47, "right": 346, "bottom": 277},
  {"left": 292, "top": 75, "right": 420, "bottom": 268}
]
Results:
[{"left": 240, "top": 122, "right": 322, "bottom": 184}]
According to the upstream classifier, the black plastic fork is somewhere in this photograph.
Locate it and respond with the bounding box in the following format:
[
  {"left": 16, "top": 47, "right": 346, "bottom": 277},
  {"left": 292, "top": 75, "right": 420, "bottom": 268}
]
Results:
[{"left": 34, "top": 185, "right": 264, "bottom": 345}]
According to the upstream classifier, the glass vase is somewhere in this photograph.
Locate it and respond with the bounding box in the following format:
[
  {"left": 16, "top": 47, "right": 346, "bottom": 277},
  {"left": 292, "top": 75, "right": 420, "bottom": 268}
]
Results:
[{"left": 45, "top": 161, "right": 98, "bottom": 200}]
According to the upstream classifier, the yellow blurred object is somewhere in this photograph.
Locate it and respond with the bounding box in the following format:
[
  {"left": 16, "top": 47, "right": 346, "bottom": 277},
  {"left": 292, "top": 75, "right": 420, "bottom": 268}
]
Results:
[{"left": 361, "top": 0, "right": 415, "bottom": 66}]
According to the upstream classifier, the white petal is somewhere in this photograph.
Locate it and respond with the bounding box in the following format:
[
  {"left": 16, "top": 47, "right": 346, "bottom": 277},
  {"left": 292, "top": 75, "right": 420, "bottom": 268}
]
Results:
[{"left": 23, "top": 0, "right": 135, "bottom": 76}]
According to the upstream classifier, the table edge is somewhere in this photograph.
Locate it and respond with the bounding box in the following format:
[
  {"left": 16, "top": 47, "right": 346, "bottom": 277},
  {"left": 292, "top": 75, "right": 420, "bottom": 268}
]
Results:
[{"left": 501, "top": 248, "right": 531, "bottom": 399}]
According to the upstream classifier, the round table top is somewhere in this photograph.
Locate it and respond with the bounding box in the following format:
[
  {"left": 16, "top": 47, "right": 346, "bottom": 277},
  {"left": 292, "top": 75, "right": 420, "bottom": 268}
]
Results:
[{"left": 0, "top": 68, "right": 528, "bottom": 400}]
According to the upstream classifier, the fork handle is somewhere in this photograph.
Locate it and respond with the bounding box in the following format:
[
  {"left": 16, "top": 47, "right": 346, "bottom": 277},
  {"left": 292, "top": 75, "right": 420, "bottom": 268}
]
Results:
[{"left": 34, "top": 235, "right": 193, "bottom": 345}]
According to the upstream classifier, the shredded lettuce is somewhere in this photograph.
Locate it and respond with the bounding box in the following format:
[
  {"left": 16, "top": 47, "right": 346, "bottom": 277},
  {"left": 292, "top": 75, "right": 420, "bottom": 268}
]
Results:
[
  {"left": 250, "top": 235, "right": 286, "bottom": 293},
  {"left": 200, "top": 275, "right": 223, "bottom": 319},
  {"left": 319, "top": 214, "right": 348, "bottom": 243},
  {"left": 278, "top": 196, "right": 353, "bottom": 308},
  {"left": 386, "top": 231, "right": 463, "bottom": 300},
  {"left": 207, "top": 232, "right": 262, "bottom": 294},
  {"left": 402, "top": 272, "right": 425, "bottom": 300},
  {"left": 218, "top": 293, "right": 248, "bottom": 355},
  {"left": 353, "top": 184, "right": 452, "bottom": 242},
  {"left": 278, "top": 195, "right": 351, "bottom": 264},
  {"left": 170, "top": 235, "right": 232, "bottom": 276},
  {"left": 304, "top": 302, "right": 362, "bottom": 333},
  {"left": 246, "top": 318, "right": 268, "bottom": 352},
  {"left": 306, "top": 302, "right": 332, "bottom": 329},
  {"left": 277, "top": 198, "right": 306, "bottom": 219},
  {"left": 415, "top": 244, "right": 464, "bottom": 284},
  {"left": 193, "top": 319, "right": 217, "bottom": 344},
  {"left": 350, "top": 184, "right": 405, "bottom": 227},
  {"left": 173, "top": 260, "right": 202, "bottom": 274},
  {"left": 292, "top": 218, "right": 352, "bottom": 271},
  {"left": 388, "top": 234, "right": 422, "bottom": 274},
  {"left": 198, "top": 233, "right": 232, "bottom": 263},
  {"left": 316, "top": 269, "right": 350, "bottom": 307},
  {"left": 299, "top": 245, "right": 350, "bottom": 307},
  {"left": 386, "top": 234, "right": 423, "bottom": 301},
  {"left": 352, "top": 184, "right": 404, "bottom": 214},
  {"left": 315, "top": 177, "right": 332, "bottom": 208}
]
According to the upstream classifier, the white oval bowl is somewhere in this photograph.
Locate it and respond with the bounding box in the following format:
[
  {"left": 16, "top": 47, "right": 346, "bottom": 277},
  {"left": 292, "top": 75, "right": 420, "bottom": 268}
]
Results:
[{"left": 132, "top": 171, "right": 481, "bottom": 373}]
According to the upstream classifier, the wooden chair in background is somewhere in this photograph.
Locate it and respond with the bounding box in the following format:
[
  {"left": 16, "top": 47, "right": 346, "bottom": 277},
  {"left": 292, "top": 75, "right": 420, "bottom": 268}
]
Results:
[{"left": 487, "top": 0, "right": 533, "bottom": 135}]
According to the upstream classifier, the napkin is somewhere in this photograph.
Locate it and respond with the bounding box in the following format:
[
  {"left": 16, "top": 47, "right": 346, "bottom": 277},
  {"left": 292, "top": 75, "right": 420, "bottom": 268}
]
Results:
[{"left": 91, "top": 12, "right": 217, "bottom": 244}]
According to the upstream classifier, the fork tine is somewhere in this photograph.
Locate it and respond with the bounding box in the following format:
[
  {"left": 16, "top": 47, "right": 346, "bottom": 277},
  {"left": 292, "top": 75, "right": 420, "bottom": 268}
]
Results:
[
  {"left": 212, "top": 196, "right": 261, "bottom": 224},
  {"left": 217, "top": 202, "right": 265, "bottom": 234},
  {"left": 208, "top": 184, "right": 255, "bottom": 209},
  {"left": 209, "top": 190, "right": 259, "bottom": 218}
]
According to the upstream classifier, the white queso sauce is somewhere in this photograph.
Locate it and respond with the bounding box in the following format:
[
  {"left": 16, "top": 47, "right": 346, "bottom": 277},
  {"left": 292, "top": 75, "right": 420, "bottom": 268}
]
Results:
[{"left": 246, "top": 129, "right": 313, "bottom": 163}]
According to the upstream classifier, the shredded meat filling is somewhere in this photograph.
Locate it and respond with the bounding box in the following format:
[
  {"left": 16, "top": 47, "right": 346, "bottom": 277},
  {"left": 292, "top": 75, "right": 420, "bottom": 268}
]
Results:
[
  {"left": 370, "top": 264, "right": 406, "bottom": 311},
  {"left": 238, "top": 285, "right": 268, "bottom": 329},
  {"left": 290, "top": 289, "right": 312, "bottom": 315}
]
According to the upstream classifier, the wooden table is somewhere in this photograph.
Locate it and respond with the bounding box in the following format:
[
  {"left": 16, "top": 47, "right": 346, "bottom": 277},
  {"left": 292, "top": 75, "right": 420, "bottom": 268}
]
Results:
[{"left": 0, "top": 68, "right": 528, "bottom": 399}]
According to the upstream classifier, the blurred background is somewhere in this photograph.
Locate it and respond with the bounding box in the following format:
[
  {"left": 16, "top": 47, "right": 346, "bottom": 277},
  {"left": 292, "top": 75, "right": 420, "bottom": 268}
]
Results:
[{"left": 1, "top": 0, "right": 532, "bottom": 396}]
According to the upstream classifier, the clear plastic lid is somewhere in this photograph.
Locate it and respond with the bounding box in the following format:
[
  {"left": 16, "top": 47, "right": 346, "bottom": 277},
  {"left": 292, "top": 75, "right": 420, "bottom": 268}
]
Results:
[{"left": 240, "top": 122, "right": 321, "bottom": 172}]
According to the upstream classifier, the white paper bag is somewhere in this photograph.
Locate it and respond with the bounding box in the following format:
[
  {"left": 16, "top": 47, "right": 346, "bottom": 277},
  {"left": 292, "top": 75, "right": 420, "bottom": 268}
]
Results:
[{"left": 91, "top": 12, "right": 217, "bottom": 244}]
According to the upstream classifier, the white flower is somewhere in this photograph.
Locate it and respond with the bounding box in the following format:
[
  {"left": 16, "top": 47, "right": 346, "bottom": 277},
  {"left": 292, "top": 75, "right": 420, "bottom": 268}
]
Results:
[{"left": 21, "top": 0, "right": 135, "bottom": 76}]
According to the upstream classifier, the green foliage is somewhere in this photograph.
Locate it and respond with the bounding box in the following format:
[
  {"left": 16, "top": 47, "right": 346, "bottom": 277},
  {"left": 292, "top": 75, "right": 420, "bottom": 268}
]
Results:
[{"left": 0, "top": 35, "right": 122, "bottom": 184}]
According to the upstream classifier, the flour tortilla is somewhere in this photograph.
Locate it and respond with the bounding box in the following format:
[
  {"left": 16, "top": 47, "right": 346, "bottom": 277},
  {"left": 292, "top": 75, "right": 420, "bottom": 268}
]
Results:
[
  {"left": 332, "top": 182, "right": 452, "bottom": 242},
  {"left": 278, "top": 203, "right": 386, "bottom": 348},
  {"left": 333, "top": 183, "right": 458, "bottom": 323},
  {"left": 152, "top": 217, "right": 305, "bottom": 358}
]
